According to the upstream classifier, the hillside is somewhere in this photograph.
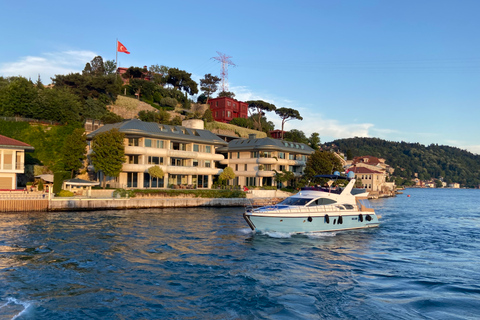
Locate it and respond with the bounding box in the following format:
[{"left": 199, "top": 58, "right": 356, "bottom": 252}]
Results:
[{"left": 326, "top": 137, "right": 480, "bottom": 187}]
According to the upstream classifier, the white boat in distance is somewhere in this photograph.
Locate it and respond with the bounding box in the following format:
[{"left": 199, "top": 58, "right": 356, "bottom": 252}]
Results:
[{"left": 244, "top": 174, "right": 380, "bottom": 234}]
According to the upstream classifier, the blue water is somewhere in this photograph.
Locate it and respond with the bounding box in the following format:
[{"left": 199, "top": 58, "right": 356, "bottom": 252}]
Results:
[{"left": 0, "top": 188, "right": 479, "bottom": 319}]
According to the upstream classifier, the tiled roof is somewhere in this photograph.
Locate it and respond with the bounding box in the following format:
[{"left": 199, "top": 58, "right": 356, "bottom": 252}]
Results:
[
  {"left": 352, "top": 155, "right": 382, "bottom": 165},
  {"left": 86, "top": 119, "right": 228, "bottom": 146},
  {"left": 0, "top": 134, "right": 34, "bottom": 150},
  {"left": 221, "top": 137, "right": 314, "bottom": 154},
  {"left": 348, "top": 166, "right": 383, "bottom": 174}
]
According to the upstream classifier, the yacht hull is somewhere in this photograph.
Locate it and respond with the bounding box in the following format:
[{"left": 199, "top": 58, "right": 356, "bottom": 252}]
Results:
[{"left": 244, "top": 211, "right": 379, "bottom": 233}]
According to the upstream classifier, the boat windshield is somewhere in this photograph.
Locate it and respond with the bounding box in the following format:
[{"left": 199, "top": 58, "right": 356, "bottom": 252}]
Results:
[{"left": 278, "top": 197, "right": 313, "bottom": 206}]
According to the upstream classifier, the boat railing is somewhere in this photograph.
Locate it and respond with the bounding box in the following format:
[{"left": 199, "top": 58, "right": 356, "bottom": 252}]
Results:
[{"left": 250, "top": 204, "right": 360, "bottom": 214}]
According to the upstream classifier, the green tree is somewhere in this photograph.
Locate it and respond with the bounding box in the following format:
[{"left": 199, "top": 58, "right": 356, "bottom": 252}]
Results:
[
  {"left": 202, "top": 109, "right": 214, "bottom": 122},
  {"left": 85, "top": 56, "right": 106, "bottom": 76},
  {"left": 246, "top": 100, "right": 277, "bottom": 131},
  {"left": 138, "top": 110, "right": 170, "bottom": 123},
  {"left": 308, "top": 132, "right": 321, "bottom": 150},
  {"left": 90, "top": 128, "right": 126, "bottom": 188},
  {"left": 148, "top": 166, "right": 164, "bottom": 179},
  {"left": 274, "top": 169, "right": 295, "bottom": 187},
  {"left": 284, "top": 129, "right": 308, "bottom": 144},
  {"left": 170, "top": 115, "right": 182, "bottom": 126},
  {"left": 83, "top": 63, "right": 93, "bottom": 75},
  {"left": 149, "top": 64, "right": 169, "bottom": 86},
  {"left": 218, "top": 91, "right": 235, "bottom": 98},
  {"left": 197, "top": 94, "right": 207, "bottom": 104},
  {"left": 62, "top": 128, "right": 87, "bottom": 178},
  {"left": 32, "top": 87, "right": 82, "bottom": 123},
  {"left": 219, "top": 167, "right": 235, "bottom": 185},
  {"left": 101, "top": 112, "right": 124, "bottom": 124},
  {"left": 0, "top": 77, "right": 37, "bottom": 117},
  {"left": 104, "top": 60, "right": 117, "bottom": 75},
  {"left": 302, "top": 150, "right": 343, "bottom": 184},
  {"left": 200, "top": 73, "right": 221, "bottom": 104},
  {"left": 122, "top": 66, "right": 148, "bottom": 80},
  {"left": 275, "top": 107, "right": 303, "bottom": 139},
  {"left": 166, "top": 68, "right": 198, "bottom": 96}
]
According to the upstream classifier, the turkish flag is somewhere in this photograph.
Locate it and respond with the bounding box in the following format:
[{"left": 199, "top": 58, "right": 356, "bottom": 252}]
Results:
[{"left": 117, "top": 41, "right": 130, "bottom": 54}]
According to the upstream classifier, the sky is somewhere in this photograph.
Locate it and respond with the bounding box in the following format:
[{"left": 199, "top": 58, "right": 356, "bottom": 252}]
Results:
[{"left": 1, "top": 0, "right": 480, "bottom": 154}]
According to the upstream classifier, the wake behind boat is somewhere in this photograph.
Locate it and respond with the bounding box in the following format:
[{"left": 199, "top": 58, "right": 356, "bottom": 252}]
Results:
[{"left": 244, "top": 173, "right": 380, "bottom": 234}]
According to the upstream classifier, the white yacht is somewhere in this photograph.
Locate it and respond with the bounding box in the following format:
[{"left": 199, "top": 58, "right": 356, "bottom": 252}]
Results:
[{"left": 244, "top": 173, "right": 380, "bottom": 233}]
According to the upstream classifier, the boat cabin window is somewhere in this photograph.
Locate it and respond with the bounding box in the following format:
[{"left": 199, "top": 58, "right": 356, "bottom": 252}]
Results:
[
  {"left": 343, "top": 204, "right": 354, "bottom": 210},
  {"left": 307, "top": 198, "right": 337, "bottom": 206},
  {"left": 278, "top": 197, "right": 313, "bottom": 206}
]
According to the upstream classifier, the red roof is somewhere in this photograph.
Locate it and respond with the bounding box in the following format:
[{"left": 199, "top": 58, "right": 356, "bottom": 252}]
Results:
[
  {"left": 352, "top": 155, "right": 382, "bottom": 165},
  {"left": 348, "top": 166, "right": 382, "bottom": 174},
  {"left": 0, "top": 134, "right": 33, "bottom": 148}
]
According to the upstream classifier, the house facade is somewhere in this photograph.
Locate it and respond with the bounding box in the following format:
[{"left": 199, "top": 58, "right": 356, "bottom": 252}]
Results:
[
  {"left": 0, "top": 135, "right": 34, "bottom": 190},
  {"left": 347, "top": 166, "right": 386, "bottom": 192},
  {"left": 218, "top": 135, "right": 314, "bottom": 187},
  {"left": 86, "top": 119, "right": 228, "bottom": 189},
  {"left": 208, "top": 97, "right": 248, "bottom": 123}
]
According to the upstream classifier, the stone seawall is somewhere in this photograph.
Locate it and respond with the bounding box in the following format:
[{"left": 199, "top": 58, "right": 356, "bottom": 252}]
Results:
[{"left": 49, "top": 197, "right": 259, "bottom": 211}]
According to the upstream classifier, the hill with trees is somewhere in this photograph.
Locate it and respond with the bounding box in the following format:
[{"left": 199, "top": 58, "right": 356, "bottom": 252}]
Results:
[{"left": 326, "top": 137, "right": 480, "bottom": 187}]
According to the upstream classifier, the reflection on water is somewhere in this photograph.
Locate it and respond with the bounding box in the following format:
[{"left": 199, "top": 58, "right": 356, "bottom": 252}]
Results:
[{"left": 0, "top": 189, "right": 479, "bottom": 319}]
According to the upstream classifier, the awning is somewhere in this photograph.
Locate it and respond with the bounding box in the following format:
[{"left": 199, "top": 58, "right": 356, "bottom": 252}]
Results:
[
  {"left": 63, "top": 179, "right": 100, "bottom": 186},
  {"left": 35, "top": 174, "right": 54, "bottom": 183}
]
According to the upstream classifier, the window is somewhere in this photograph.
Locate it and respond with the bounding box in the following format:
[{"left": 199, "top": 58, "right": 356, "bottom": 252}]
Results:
[
  {"left": 247, "top": 177, "right": 256, "bottom": 186},
  {"left": 306, "top": 198, "right": 337, "bottom": 206},
  {"left": 244, "top": 164, "right": 248, "bottom": 171},
  {"left": 193, "top": 160, "right": 199, "bottom": 167},
  {"left": 237, "top": 152, "right": 240, "bottom": 158},
  {"left": 145, "top": 139, "right": 152, "bottom": 147},
  {"left": 128, "top": 138, "right": 139, "bottom": 146},
  {"left": 264, "top": 164, "right": 272, "bottom": 171},
  {"left": 196, "top": 175, "right": 208, "bottom": 188},
  {"left": 205, "top": 146, "right": 211, "bottom": 153},
  {"left": 235, "top": 164, "right": 238, "bottom": 171},
  {"left": 193, "top": 144, "right": 199, "bottom": 152},
  {"left": 227, "top": 111, "right": 231, "bottom": 117},
  {"left": 251, "top": 151, "right": 259, "bottom": 158},
  {"left": 227, "top": 101, "right": 231, "bottom": 106},
  {"left": 171, "top": 142, "right": 186, "bottom": 151},
  {"left": 127, "top": 172, "right": 137, "bottom": 188},
  {"left": 171, "top": 158, "right": 187, "bottom": 166},
  {"left": 144, "top": 173, "right": 164, "bottom": 188},
  {"left": 278, "top": 152, "right": 285, "bottom": 159},
  {"left": 156, "top": 140, "right": 164, "bottom": 148},
  {"left": 289, "top": 154, "right": 295, "bottom": 160},
  {"left": 127, "top": 155, "right": 139, "bottom": 164},
  {"left": 148, "top": 156, "right": 163, "bottom": 165},
  {"left": 205, "top": 160, "right": 211, "bottom": 168}
]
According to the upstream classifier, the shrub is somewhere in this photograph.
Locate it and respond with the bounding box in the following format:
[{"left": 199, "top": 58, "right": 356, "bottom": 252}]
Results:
[
  {"left": 57, "top": 189, "right": 74, "bottom": 197},
  {"left": 113, "top": 188, "right": 136, "bottom": 198}
]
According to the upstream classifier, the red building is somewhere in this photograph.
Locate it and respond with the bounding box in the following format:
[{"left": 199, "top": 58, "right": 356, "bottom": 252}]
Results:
[
  {"left": 208, "top": 97, "right": 248, "bottom": 123},
  {"left": 269, "top": 129, "right": 286, "bottom": 139}
]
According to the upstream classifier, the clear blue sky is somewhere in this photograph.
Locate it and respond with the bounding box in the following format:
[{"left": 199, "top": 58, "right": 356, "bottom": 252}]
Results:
[{"left": 1, "top": 0, "right": 480, "bottom": 153}]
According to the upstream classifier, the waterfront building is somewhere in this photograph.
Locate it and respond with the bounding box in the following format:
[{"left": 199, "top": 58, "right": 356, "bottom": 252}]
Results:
[
  {"left": 218, "top": 134, "right": 314, "bottom": 188},
  {"left": 0, "top": 135, "right": 34, "bottom": 189},
  {"left": 86, "top": 119, "right": 228, "bottom": 189},
  {"left": 208, "top": 97, "right": 248, "bottom": 123},
  {"left": 347, "top": 166, "right": 395, "bottom": 196}
]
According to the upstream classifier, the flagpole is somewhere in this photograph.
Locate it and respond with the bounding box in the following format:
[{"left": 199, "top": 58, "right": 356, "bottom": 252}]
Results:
[{"left": 115, "top": 38, "right": 118, "bottom": 72}]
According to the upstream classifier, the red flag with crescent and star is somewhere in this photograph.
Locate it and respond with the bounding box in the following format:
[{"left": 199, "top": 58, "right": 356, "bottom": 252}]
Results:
[{"left": 117, "top": 41, "right": 130, "bottom": 54}]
